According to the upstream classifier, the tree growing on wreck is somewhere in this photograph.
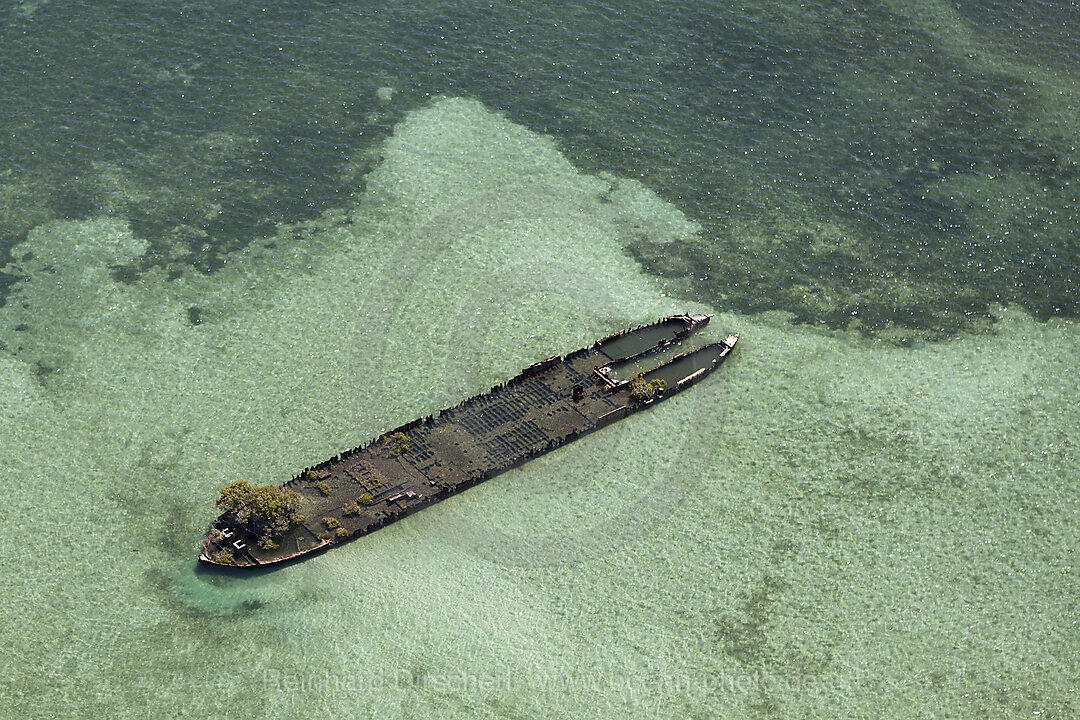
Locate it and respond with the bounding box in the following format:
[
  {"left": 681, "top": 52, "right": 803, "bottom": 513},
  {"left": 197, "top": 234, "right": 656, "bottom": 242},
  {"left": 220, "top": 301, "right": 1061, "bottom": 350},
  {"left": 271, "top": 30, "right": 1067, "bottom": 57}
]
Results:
[
  {"left": 629, "top": 373, "right": 666, "bottom": 404},
  {"left": 385, "top": 431, "right": 411, "bottom": 456},
  {"left": 216, "top": 480, "right": 304, "bottom": 540}
]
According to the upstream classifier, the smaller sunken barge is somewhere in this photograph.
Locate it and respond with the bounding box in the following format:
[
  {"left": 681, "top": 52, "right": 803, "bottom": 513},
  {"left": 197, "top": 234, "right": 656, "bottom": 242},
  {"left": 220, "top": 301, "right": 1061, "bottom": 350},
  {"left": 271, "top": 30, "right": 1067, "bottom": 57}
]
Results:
[{"left": 200, "top": 314, "right": 738, "bottom": 567}]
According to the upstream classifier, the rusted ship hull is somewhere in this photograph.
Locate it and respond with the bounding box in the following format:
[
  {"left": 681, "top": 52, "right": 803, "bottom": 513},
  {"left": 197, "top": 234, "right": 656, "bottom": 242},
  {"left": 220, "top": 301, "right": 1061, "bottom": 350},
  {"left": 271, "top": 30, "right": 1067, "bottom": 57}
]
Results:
[{"left": 199, "top": 315, "right": 738, "bottom": 567}]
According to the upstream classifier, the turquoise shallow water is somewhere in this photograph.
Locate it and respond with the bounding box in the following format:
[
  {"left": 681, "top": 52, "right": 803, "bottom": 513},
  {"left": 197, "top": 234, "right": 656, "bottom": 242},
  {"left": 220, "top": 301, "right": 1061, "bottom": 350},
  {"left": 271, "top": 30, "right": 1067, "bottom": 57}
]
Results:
[{"left": 1, "top": 2, "right": 1077, "bottom": 718}]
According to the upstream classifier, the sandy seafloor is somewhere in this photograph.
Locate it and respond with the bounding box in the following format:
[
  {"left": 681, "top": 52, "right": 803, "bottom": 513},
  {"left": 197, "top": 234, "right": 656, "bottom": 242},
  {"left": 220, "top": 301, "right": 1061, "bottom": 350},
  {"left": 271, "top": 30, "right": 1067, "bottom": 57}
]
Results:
[{"left": 1, "top": 2, "right": 1078, "bottom": 719}]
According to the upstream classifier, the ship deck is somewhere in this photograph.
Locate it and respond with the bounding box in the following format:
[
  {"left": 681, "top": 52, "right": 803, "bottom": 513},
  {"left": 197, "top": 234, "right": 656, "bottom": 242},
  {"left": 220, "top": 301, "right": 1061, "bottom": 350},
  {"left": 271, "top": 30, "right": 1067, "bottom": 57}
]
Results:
[{"left": 200, "top": 315, "right": 736, "bottom": 567}]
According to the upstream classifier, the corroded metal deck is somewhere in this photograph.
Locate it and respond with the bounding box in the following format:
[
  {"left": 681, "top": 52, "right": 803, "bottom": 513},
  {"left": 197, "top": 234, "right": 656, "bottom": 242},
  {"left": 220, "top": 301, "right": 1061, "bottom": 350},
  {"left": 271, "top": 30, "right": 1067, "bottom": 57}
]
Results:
[{"left": 199, "top": 314, "right": 737, "bottom": 567}]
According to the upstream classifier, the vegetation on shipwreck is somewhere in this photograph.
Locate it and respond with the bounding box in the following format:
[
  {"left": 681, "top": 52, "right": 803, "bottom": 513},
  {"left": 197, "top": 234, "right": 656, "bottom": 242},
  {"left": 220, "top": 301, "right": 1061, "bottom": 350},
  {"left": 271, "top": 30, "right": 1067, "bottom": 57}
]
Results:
[
  {"left": 628, "top": 373, "right": 666, "bottom": 404},
  {"left": 385, "top": 431, "right": 411, "bottom": 456},
  {"left": 214, "top": 480, "right": 304, "bottom": 546}
]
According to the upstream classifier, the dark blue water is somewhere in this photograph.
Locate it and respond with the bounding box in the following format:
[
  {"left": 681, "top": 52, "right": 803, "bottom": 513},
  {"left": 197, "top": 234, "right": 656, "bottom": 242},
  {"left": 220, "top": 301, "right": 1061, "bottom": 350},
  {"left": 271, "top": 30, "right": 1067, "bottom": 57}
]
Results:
[{"left": 2, "top": 0, "right": 1076, "bottom": 338}]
